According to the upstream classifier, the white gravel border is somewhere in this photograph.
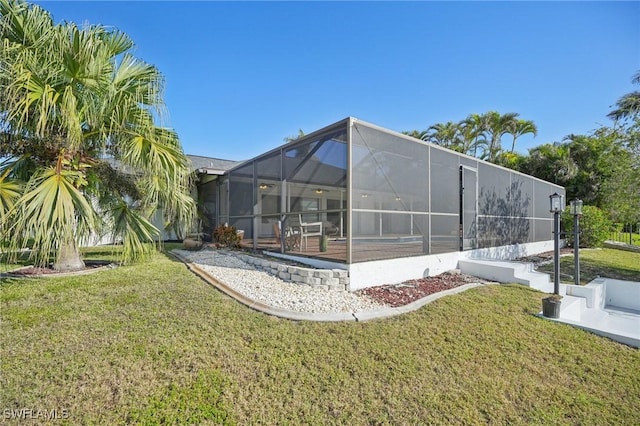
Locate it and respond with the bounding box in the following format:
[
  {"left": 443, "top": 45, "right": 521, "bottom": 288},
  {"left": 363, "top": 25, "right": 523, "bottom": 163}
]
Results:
[{"left": 172, "top": 249, "right": 385, "bottom": 314}]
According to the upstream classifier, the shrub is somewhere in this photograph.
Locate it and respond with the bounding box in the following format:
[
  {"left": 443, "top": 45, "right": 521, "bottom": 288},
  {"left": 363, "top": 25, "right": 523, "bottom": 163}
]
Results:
[
  {"left": 562, "top": 205, "right": 611, "bottom": 248},
  {"left": 213, "top": 225, "right": 241, "bottom": 248}
]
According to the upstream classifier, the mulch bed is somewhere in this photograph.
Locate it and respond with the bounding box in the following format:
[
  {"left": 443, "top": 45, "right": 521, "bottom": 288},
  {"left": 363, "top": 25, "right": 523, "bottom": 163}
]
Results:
[
  {"left": 6, "top": 261, "right": 112, "bottom": 277},
  {"left": 515, "top": 248, "right": 574, "bottom": 266},
  {"left": 356, "top": 272, "right": 481, "bottom": 307}
]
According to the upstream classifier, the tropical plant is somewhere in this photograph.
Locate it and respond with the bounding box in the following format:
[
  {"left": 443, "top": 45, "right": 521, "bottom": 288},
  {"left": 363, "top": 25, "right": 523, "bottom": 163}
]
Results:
[
  {"left": 521, "top": 142, "right": 577, "bottom": 186},
  {"left": 0, "top": 0, "right": 195, "bottom": 270},
  {"left": 0, "top": 165, "right": 21, "bottom": 227},
  {"left": 406, "top": 111, "right": 535, "bottom": 162},
  {"left": 402, "top": 129, "right": 430, "bottom": 141},
  {"left": 509, "top": 119, "right": 538, "bottom": 153},
  {"left": 213, "top": 224, "right": 241, "bottom": 248},
  {"left": 608, "top": 71, "right": 640, "bottom": 122},
  {"left": 484, "top": 111, "right": 519, "bottom": 162},
  {"left": 561, "top": 205, "right": 611, "bottom": 248},
  {"left": 494, "top": 151, "right": 527, "bottom": 171},
  {"left": 283, "top": 129, "right": 305, "bottom": 143},
  {"left": 424, "top": 122, "right": 462, "bottom": 151},
  {"left": 460, "top": 113, "right": 488, "bottom": 157}
]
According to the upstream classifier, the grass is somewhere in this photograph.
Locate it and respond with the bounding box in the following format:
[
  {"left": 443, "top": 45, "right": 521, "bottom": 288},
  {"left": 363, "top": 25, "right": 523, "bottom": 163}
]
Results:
[
  {"left": 1, "top": 247, "right": 639, "bottom": 424},
  {"left": 609, "top": 231, "right": 640, "bottom": 246},
  {"left": 537, "top": 248, "right": 640, "bottom": 285}
]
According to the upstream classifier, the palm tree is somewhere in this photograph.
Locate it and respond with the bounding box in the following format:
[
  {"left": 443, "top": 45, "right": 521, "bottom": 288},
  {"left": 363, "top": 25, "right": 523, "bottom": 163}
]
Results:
[
  {"left": 523, "top": 143, "right": 577, "bottom": 185},
  {"left": 283, "top": 129, "right": 305, "bottom": 143},
  {"left": 608, "top": 71, "right": 640, "bottom": 122},
  {"left": 425, "top": 122, "right": 462, "bottom": 151},
  {"left": 460, "top": 113, "right": 488, "bottom": 158},
  {"left": 0, "top": 0, "right": 195, "bottom": 270},
  {"left": 509, "top": 119, "right": 538, "bottom": 152},
  {"left": 484, "top": 111, "right": 519, "bottom": 162},
  {"left": 0, "top": 165, "right": 20, "bottom": 227},
  {"left": 402, "top": 129, "right": 430, "bottom": 140}
]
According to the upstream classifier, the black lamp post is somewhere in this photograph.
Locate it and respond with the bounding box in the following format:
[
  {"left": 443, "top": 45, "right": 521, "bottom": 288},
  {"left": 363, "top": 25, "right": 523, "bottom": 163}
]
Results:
[
  {"left": 570, "top": 199, "right": 583, "bottom": 286},
  {"left": 549, "top": 193, "right": 564, "bottom": 295}
]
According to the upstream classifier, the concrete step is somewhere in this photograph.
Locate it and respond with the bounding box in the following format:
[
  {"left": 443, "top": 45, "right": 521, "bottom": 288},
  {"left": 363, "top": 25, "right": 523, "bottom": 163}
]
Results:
[
  {"left": 518, "top": 271, "right": 553, "bottom": 293},
  {"left": 458, "top": 259, "right": 552, "bottom": 292},
  {"left": 559, "top": 295, "right": 587, "bottom": 321}
]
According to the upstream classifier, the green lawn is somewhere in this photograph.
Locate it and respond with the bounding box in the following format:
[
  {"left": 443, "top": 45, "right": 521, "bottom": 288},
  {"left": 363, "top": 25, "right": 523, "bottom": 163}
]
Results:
[
  {"left": 609, "top": 231, "right": 640, "bottom": 246},
  {"left": 537, "top": 248, "right": 640, "bottom": 285},
  {"left": 1, "top": 247, "right": 639, "bottom": 424}
]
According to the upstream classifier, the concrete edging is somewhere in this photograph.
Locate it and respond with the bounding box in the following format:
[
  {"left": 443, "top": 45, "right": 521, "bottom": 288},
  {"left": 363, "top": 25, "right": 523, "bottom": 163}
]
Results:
[
  {"left": 603, "top": 240, "right": 640, "bottom": 253},
  {"left": 170, "top": 250, "right": 486, "bottom": 322}
]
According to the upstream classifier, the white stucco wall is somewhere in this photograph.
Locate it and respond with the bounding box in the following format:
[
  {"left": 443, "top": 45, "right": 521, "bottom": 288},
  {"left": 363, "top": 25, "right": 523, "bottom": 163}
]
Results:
[{"left": 347, "top": 239, "right": 558, "bottom": 290}]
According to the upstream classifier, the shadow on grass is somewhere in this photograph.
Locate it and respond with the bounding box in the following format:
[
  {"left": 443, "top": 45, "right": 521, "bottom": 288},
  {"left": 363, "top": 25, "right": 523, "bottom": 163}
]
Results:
[{"left": 1, "top": 243, "right": 184, "bottom": 274}]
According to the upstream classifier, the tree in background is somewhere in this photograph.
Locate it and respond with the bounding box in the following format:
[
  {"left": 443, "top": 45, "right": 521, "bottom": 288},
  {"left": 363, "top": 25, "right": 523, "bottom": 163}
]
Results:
[
  {"left": 520, "top": 142, "right": 577, "bottom": 186},
  {"left": 283, "top": 129, "right": 305, "bottom": 143},
  {"left": 484, "top": 111, "right": 519, "bottom": 162},
  {"left": 403, "top": 72, "right": 639, "bottom": 240},
  {"left": 0, "top": 0, "right": 195, "bottom": 270},
  {"left": 405, "top": 111, "right": 536, "bottom": 161},
  {"left": 608, "top": 71, "right": 640, "bottom": 123},
  {"left": 460, "top": 113, "right": 489, "bottom": 158},
  {"left": 562, "top": 205, "right": 612, "bottom": 248},
  {"left": 424, "top": 122, "right": 462, "bottom": 152},
  {"left": 509, "top": 119, "right": 538, "bottom": 153}
]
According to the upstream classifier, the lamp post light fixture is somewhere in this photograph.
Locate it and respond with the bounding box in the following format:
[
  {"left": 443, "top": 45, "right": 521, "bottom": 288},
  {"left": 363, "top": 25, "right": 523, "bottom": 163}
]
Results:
[
  {"left": 570, "top": 199, "right": 583, "bottom": 286},
  {"left": 549, "top": 193, "right": 564, "bottom": 295}
]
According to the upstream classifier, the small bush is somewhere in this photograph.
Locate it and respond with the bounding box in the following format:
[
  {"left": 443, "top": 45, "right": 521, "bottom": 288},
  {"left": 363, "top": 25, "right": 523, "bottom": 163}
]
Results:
[
  {"left": 562, "top": 205, "right": 611, "bottom": 248},
  {"left": 213, "top": 225, "right": 241, "bottom": 248}
]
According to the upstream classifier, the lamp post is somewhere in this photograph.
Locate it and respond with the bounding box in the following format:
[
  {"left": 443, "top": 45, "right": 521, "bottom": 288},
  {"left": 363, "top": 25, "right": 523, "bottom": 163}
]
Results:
[
  {"left": 570, "top": 199, "right": 583, "bottom": 286},
  {"left": 549, "top": 193, "right": 564, "bottom": 295}
]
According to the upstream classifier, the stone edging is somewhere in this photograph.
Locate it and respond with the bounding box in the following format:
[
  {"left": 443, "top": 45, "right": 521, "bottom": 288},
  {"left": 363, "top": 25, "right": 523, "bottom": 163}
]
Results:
[
  {"left": 170, "top": 250, "right": 486, "bottom": 322},
  {"left": 223, "top": 251, "right": 350, "bottom": 292}
]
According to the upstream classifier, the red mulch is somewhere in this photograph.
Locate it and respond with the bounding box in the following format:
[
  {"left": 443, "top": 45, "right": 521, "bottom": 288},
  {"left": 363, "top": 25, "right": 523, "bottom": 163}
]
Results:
[{"left": 356, "top": 272, "right": 481, "bottom": 307}]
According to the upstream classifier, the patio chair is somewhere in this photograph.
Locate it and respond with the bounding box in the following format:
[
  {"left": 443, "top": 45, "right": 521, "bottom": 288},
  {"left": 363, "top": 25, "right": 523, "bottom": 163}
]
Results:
[
  {"left": 298, "top": 214, "right": 322, "bottom": 250},
  {"left": 273, "top": 221, "right": 300, "bottom": 251}
]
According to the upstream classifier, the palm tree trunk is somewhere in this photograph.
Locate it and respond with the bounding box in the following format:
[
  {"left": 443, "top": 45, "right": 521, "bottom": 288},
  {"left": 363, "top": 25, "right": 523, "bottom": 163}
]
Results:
[{"left": 54, "top": 238, "right": 85, "bottom": 271}]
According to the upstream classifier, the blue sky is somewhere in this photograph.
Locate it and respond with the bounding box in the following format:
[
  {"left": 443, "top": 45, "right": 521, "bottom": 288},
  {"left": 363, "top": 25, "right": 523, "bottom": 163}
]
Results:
[{"left": 35, "top": 1, "right": 639, "bottom": 161}]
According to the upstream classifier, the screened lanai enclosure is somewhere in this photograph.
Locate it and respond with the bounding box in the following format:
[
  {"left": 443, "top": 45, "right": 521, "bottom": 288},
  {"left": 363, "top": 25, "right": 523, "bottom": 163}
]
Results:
[{"left": 205, "top": 118, "right": 564, "bottom": 265}]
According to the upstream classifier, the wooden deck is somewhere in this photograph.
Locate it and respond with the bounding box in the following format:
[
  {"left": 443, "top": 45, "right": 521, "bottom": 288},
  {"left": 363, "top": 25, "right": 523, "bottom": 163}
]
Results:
[{"left": 241, "top": 235, "right": 451, "bottom": 263}]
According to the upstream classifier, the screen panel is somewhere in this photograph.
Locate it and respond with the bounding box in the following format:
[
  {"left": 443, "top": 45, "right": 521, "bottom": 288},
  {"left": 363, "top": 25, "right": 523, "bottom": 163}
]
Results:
[
  {"left": 430, "top": 214, "right": 458, "bottom": 254},
  {"left": 430, "top": 148, "right": 459, "bottom": 214},
  {"left": 229, "top": 163, "right": 254, "bottom": 217},
  {"left": 351, "top": 211, "right": 428, "bottom": 262},
  {"left": 461, "top": 166, "right": 477, "bottom": 250},
  {"left": 534, "top": 218, "right": 553, "bottom": 242},
  {"left": 198, "top": 180, "right": 218, "bottom": 238},
  {"left": 284, "top": 130, "right": 347, "bottom": 187},
  {"left": 478, "top": 162, "right": 511, "bottom": 217},
  {"left": 351, "top": 123, "right": 428, "bottom": 213},
  {"left": 509, "top": 172, "right": 533, "bottom": 218}
]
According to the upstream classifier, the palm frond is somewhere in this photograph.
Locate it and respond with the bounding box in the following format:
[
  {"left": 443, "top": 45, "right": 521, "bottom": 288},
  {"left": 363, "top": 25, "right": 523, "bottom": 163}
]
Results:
[
  {"left": 5, "top": 166, "right": 98, "bottom": 266},
  {"left": 109, "top": 201, "right": 159, "bottom": 264},
  {"left": 0, "top": 167, "right": 21, "bottom": 224}
]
